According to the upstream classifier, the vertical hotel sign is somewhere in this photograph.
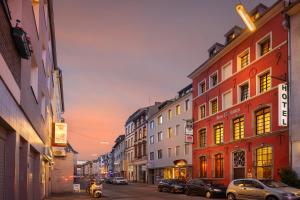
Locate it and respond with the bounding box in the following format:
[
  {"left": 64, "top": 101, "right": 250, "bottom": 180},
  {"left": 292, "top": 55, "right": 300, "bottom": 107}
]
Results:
[
  {"left": 278, "top": 84, "right": 288, "bottom": 126},
  {"left": 53, "top": 123, "right": 67, "bottom": 146}
]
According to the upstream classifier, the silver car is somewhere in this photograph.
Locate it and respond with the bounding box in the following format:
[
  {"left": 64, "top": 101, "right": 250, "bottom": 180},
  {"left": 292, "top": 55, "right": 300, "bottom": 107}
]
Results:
[{"left": 226, "top": 178, "right": 300, "bottom": 200}]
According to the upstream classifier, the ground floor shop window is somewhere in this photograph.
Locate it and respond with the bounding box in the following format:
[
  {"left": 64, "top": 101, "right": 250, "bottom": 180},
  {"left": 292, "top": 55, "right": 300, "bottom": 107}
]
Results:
[
  {"left": 215, "top": 153, "right": 224, "bottom": 178},
  {"left": 256, "top": 146, "right": 273, "bottom": 179}
]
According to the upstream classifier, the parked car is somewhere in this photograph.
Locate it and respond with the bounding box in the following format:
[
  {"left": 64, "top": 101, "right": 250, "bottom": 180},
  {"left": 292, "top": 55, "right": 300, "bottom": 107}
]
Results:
[
  {"left": 105, "top": 177, "right": 114, "bottom": 184},
  {"left": 158, "top": 179, "right": 173, "bottom": 192},
  {"left": 185, "top": 178, "right": 227, "bottom": 198},
  {"left": 226, "top": 178, "right": 300, "bottom": 200},
  {"left": 112, "top": 177, "right": 128, "bottom": 185}
]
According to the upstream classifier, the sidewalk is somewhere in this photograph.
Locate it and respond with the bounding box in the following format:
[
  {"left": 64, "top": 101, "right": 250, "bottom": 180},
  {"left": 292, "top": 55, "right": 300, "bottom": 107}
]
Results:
[{"left": 45, "top": 191, "right": 90, "bottom": 200}]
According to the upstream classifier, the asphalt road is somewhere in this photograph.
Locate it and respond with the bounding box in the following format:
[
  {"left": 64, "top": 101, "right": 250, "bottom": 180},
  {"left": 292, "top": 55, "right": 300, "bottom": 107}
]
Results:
[{"left": 47, "top": 183, "right": 226, "bottom": 200}]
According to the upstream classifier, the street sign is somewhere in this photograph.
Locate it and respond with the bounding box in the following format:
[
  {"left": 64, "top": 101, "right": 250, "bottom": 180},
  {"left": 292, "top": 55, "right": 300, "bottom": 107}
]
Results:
[
  {"left": 53, "top": 123, "right": 68, "bottom": 146},
  {"left": 185, "top": 120, "right": 193, "bottom": 135},
  {"left": 185, "top": 135, "right": 193, "bottom": 143}
]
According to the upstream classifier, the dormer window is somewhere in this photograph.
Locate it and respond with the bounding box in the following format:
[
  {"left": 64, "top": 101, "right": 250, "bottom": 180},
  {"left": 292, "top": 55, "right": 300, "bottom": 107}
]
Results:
[
  {"left": 208, "top": 43, "right": 224, "bottom": 58},
  {"left": 210, "top": 72, "right": 218, "bottom": 88},
  {"left": 250, "top": 3, "right": 268, "bottom": 22},
  {"left": 224, "top": 26, "right": 242, "bottom": 44}
]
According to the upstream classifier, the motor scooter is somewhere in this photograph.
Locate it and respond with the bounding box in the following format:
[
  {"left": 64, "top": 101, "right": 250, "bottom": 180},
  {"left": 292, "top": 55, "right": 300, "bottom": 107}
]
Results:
[{"left": 90, "top": 180, "right": 103, "bottom": 198}]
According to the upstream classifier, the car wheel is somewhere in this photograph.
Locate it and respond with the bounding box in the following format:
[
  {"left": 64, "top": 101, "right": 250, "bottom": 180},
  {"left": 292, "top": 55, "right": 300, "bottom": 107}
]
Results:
[
  {"left": 266, "top": 196, "right": 279, "bottom": 200},
  {"left": 205, "top": 191, "right": 212, "bottom": 198},
  {"left": 227, "top": 193, "right": 236, "bottom": 200},
  {"left": 158, "top": 188, "right": 162, "bottom": 192}
]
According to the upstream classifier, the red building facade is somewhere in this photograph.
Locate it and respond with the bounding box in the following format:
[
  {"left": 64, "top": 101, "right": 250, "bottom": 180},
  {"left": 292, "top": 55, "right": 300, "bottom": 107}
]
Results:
[{"left": 189, "top": 2, "right": 288, "bottom": 185}]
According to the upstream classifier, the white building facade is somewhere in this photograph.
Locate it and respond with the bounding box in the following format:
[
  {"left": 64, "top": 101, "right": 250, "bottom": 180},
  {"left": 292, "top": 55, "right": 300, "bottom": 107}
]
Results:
[{"left": 148, "top": 85, "right": 193, "bottom": 184}]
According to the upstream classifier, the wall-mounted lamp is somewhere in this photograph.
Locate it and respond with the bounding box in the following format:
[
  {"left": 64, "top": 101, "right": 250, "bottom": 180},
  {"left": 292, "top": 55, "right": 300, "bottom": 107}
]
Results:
[{"left": 235, "top": 3, "right": 256, "bottom": 32}]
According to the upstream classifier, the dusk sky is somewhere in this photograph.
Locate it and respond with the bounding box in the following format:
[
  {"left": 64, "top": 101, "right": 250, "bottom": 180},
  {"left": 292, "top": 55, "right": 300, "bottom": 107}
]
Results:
[{"left": 53, "top": 0, "right": 276, "bottom": 160}]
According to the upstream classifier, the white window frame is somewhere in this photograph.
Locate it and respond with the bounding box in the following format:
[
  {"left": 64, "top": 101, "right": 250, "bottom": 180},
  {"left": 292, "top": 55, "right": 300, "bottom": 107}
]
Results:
[
  {"left": 221, "top": 60, "right": 232, "bottom": 81},
  {"left": 256, "top": 67, "right": 272, "bottom": 95},
  {"left": 198, "top": 79, "right": 206, "bottom": 96},
  {"left": 237, "top": 79, "right": 250, "bottom": 103},
  {"left": 209, "top": 71, "right": 218, "bottom": 89},
  {"left": 158, "top": 115, "right": 163, "bottom": 125},
  {"left": 256, "top": 32, "right": 272, "bottom": 59},
  {"left": 222, "top": 89, "right": 233, "bottom": 110},
  {"left": 237, "top": 48, "right": 250, "bottom": 71},
  {"left": 209, "top": 97, "right": 218, "bottom": 115},
  {"left": 158, "top": 131, "right": 163, "bottom": 142}
]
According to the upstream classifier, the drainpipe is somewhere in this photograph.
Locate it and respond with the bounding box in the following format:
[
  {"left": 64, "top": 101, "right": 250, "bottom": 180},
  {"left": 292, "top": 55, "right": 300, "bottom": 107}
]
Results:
[{"left": 286, "top": 12, "right": 292, "bottom": 168}]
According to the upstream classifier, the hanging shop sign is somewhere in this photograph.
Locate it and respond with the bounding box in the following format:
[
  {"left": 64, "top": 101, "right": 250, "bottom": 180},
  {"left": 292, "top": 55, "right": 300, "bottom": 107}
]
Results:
[
  {"left": 184, "top": 119, "right": 193, "bottom": 135},
  {"left": 278, "top": 84, "right": 288, "bottom": 126},
  {"left": 53, "top": 122, "right": 68, "bottom": 146},
  {"left": 185, "top": 135, "right": 193, "bottom": 143},
  {"left": 52, "top": 147, "right": 66, "bottom": 157}
]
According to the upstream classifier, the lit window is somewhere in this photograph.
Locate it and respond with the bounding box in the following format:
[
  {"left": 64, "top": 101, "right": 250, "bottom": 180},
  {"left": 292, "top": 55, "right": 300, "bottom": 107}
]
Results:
[
  {"left": 233, "top": 116, "right": 244, "bottom": 140},
  {"left": 199, "top": 156, "right": 207, "bottom": 178},
  {"left": 199, "top": 129, "right": 206, "bottom": 148},
  {"left": 158, "top": 132, "right": 163, "bottom": 142},
  {"left": 175, "top": 146, "right": 180, "bottom": 157},
  {"left": 167, "top": 127, "right": 173, "bottom": 138},
  {"left": 259, "top": 71, "right": 271, "bottom": 93},
  {"left": 158, "top": 115, "right": 163, "bottom": 125},
  {"left": 210, "top": 99, "right": 218, "bottom": 115},
  {"left": 240, "top": 83, "right": 249, "bottom": 102},
  {"left": 223, "top": 91, "right": 232, "bottom": 110},
  {"left": 210, "top": 73, "right": 218, "bottom": 88},
  {"left": 258, "top": 35, "right": 271, "bottom": 57},
  {"left": 176, "top": 105, "right": 181, "bottom": 115},
  {"left": 214, "top": 123, "right": 224, "bottom": 144},
  {"left": 222, "top": 62, "right": 232, "bottom": 80},
  {"left": 198, "top": 81, "right": 206, "bottom": 95},
  {"left": 215, "top": 153, "right": 224, "bottom": 178},
  {"left": 256, "top": 107, "right": 271, "bottom": 135},
  {"left": 158, "top": 149, "right": 162, "bottom": 159},
  {"left": 256, "top": 146, "right": 273, "bottom": 179},
  {"left": 238, "top": 50, "right": 250, "bottom": 69},
  {"left": 168, "top": 110, "right": 172, "bottom": 120},
  {"left": 199, "top": 105, "right": 206, "bottom": 119}
]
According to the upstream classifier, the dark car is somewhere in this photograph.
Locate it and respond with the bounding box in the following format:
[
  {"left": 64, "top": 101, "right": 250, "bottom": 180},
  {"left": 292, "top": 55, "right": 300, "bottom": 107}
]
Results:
[
  {"left": 158, "top": 179, "right": 186, "bottom": 193},
  {"left": 185, "top": 179, "right": 227, "bottom": 198},
  {"left": 105, "top": 177, "right": 114, "bottom": 184}
]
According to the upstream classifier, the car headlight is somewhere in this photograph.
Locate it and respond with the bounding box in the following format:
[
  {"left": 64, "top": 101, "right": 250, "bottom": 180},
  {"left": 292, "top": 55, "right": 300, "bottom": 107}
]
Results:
[
  {"left": 213, "top": 189, "right": 222, "bottom": 192},
  {"left": 282, "top": 193, "right": 296, "bottom": 197}
]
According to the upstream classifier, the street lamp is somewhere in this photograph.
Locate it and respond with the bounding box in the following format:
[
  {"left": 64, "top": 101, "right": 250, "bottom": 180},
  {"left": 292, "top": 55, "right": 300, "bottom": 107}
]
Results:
[{"left": 235, "top": 3, "right": 256, "bottom": 32}]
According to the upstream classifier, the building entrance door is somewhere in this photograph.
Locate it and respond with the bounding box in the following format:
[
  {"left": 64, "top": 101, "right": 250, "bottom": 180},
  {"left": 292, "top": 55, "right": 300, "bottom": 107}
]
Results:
[{"left": 233, "top": 151, "right": 245, "bottom": 179}]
